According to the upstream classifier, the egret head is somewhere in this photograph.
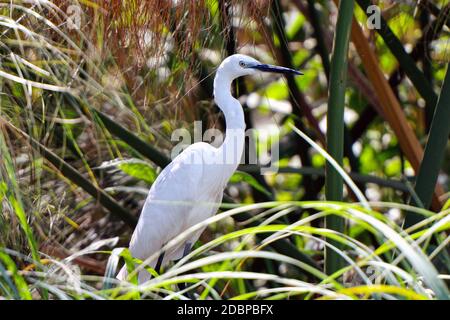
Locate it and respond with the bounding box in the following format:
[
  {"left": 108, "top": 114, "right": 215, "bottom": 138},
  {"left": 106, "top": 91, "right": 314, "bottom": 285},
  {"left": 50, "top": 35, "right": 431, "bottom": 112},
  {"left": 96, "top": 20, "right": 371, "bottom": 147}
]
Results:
[{"left": 219, "top": 54, "right": 303, "bottom": 79}]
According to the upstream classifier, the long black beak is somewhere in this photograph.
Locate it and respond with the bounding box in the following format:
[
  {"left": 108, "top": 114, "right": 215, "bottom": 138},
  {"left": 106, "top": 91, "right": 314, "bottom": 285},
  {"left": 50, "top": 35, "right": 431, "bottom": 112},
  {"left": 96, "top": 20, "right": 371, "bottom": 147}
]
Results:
[{"left": 250, "top": 64, "right": 303, "bottom": 75}]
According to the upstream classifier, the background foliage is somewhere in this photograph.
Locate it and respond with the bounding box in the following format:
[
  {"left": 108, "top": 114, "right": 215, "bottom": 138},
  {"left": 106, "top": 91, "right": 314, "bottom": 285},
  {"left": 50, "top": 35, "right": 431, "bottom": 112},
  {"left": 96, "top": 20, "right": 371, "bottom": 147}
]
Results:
[{"left": 0, "top": 0, "right": 449, "bottom": 299}]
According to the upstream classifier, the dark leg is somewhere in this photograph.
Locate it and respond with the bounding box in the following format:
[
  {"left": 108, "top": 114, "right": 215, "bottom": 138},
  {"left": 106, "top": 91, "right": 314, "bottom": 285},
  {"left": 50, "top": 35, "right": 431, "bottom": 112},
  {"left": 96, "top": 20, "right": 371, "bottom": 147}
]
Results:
[
  {"left": 182, "top": 242, "right": 192, "bottom": 257},
  {"left": 178, "top": 242, "right": 195, "bottom": 299},
  {"left": 154, "top": 250, "right": 165, "bottom": 275},
  {"left": 149, "top": 251, "right": 165, "bottom": 299}
]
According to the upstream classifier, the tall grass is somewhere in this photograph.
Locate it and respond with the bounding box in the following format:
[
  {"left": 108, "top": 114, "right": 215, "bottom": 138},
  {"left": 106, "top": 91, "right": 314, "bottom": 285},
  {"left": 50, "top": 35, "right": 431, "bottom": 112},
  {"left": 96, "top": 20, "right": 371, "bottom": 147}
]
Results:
[
  {"left": 0, "top": 0, "right": 449, "bottom": 300},
  {"left": 1, "top": 201, "right": 449, "bottom": 299},
  {"left": 325, "top": 0, "right": 355, "bottom": 274},
  {"left": 407, "top": 66, "right": 450, "bottom": 225}
]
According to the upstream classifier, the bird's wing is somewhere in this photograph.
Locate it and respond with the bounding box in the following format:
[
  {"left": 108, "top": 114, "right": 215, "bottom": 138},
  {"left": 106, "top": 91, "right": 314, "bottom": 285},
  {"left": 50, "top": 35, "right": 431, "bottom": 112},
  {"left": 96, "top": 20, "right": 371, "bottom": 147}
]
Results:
[{"left": 127, "top": 142, "right": 227, "bottom": 265}]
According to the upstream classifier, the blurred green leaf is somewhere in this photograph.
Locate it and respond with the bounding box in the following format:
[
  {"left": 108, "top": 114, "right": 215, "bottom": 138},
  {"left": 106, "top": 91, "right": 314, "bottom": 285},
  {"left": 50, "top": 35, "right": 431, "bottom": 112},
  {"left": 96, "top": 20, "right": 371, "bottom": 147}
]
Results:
[
  {"left": 230, "top": 171, "right": 272, "bottom": 198},
  {"left": 263, "top": 80, "right": 288, "bottom": 100},
  {"left": 118, "top": 160, "right": 157, "bottom": 185},
  {"left": 0, "top": 251, "right": 32, "bottom": 300}
]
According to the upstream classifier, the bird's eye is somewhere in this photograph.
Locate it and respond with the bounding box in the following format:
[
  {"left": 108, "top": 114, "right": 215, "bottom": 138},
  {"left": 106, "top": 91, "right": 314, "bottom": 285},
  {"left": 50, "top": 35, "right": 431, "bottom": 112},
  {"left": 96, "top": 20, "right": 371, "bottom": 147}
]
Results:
[{"left": 239, "top": 61, "right": 246, "bottom": 68}]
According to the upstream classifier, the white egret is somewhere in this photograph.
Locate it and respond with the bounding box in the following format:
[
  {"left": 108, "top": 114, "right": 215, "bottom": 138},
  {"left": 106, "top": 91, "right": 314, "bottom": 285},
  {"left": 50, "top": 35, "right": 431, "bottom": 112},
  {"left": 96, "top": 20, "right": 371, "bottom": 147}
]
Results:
[{"left": 117, "top": 54, "right": 302, "bottom": 283}]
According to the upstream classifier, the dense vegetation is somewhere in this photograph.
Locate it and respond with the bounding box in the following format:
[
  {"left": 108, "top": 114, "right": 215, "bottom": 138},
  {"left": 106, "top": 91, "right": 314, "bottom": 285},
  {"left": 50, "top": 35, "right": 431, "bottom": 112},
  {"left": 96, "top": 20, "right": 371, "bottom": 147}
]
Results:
[{"left": 0, "top": 0, "right": 449, "bottom": 300}]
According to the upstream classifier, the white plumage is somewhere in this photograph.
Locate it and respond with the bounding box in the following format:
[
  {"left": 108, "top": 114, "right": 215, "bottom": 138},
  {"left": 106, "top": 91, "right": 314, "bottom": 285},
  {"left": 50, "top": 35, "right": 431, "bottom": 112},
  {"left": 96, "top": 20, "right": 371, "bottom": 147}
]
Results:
[{"left": 117, "top": 54, "right": 301, "bottom": 283}]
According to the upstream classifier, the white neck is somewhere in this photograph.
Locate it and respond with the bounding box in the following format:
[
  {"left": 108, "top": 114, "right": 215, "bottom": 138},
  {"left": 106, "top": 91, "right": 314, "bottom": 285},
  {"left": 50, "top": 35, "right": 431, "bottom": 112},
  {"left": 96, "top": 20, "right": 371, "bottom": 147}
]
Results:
[{"left": 213, "top": 67, "right": 246, "bottom": 175}]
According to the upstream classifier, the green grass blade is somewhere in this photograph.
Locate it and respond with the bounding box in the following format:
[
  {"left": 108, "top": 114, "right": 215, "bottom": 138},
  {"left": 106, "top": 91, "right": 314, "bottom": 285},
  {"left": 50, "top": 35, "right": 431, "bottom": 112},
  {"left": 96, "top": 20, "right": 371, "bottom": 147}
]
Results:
[
  {"left": 0, "top": 251, "right": 32, "bottom": 300},
  {"left": 325, "top": 0, "right": 355, "bottom": 274},
  {"left": 0, "top": 133, "right": 39, "bottom": 262},
  {"left": 0, "top": 260, "right": 19, "bottom": 299},
  {"left": 406, "top": 66, "right": 450, "bottom": 224}
]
